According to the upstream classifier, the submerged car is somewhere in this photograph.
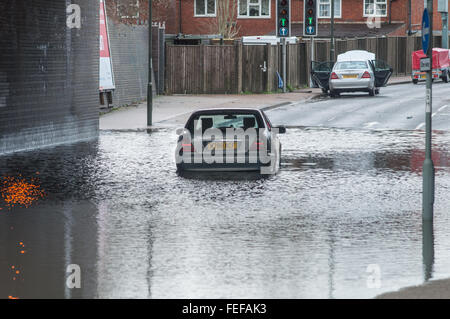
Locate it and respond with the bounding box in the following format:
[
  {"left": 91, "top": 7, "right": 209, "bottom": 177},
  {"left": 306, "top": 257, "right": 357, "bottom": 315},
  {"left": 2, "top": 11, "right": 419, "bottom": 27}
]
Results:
[
  {"left": 175, "top": 108, "right": 285, "bottom": 173},
  {"left": 311, "top": 50, "right": 393, "bottom": 97}
]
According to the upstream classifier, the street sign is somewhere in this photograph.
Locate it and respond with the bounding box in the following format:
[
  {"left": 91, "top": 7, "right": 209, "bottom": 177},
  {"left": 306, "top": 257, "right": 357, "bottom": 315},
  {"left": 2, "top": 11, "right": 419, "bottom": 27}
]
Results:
[
  {"left": 422, "top": 8, "right": 430, "bottom": 54},
  {"left": 277, "top": 0, "right": 291, "bottom": 37},
  {"left": 420, "top": 57, "right": 431, "bottom": 71},
  {"left": 304, "top": 0, "right": 317, "bottom": 37}
]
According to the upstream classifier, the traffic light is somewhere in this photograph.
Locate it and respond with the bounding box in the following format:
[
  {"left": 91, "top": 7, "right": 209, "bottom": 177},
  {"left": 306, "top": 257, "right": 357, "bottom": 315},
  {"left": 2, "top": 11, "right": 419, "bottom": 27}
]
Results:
[
  {"left": 304, "top": 0, "right": 317, "bottom": 37},
  {"left": 277, "top": 0, "right": 290, "bottom": 37}
]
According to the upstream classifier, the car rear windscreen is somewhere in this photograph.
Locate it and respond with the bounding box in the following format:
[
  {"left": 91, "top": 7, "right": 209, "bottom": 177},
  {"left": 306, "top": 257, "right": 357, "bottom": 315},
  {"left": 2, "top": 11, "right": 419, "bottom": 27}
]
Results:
[
  {"left": 187, "top": 113, "right": 262, "bottom": 132},
  {"left": 335, "top": 61, "right": 368, "bottom": 70}
]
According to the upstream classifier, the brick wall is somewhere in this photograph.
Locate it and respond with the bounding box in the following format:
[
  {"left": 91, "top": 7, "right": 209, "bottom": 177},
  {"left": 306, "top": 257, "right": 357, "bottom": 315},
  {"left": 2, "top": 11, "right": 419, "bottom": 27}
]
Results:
[
  {"left": 0, "top": 0, "right": 99, "bottom": 155},
  {"left": 176, "top": 0, "right": 448, "bottom": 37},
  {"left": 106, "top": 0, "right": 178, "bottom": 33},
  {"left": 106, "top": 0, "right": 447, "bottom": 37}
]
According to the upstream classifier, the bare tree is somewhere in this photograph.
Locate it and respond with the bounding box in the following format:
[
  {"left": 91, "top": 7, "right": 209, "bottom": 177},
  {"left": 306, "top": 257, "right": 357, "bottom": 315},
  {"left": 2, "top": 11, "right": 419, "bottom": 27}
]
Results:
[{"left": 210, "top": 0, "right": 241, "bottom": 39}]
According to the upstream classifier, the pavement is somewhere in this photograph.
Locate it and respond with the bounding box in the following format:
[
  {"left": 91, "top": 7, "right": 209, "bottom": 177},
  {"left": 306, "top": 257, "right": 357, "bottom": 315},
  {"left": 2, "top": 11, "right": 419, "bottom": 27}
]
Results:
[
  {"left": 99, "top": 75, "right": 413, "bottom": 131},
  {"left": 99, "top": 90, "right": 320, "bottom": 130},
  {"left": 376, "top": 279, "right": 450, "bottom": 299}
]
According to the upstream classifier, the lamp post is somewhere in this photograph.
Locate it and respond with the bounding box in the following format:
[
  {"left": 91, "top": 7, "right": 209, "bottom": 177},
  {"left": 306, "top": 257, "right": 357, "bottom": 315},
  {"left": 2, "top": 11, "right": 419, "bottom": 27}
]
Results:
[
  {"left": 423, "top": 1, "right": 434, "bottom": 221},
  {"left": 147, "top": 0, "right": 153, "bottom": 126},
  {"left": 330, "top": 0, "right": 335, "bottom": 61}
]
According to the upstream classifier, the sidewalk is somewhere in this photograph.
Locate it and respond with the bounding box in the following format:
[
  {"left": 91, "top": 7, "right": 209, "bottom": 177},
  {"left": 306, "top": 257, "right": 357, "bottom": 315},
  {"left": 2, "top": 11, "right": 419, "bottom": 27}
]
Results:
[
  {"left": 99, "top": 89, "right": 320, "bottom": 130},
  {"left": 99, "top": 75, "right": 411, "bottom": 130},
  {"left": 388, "top": 75, "right": 411, "bottom": 85},
  {"left": 376, "top": 278, "right": 450, "bottom": 299}
]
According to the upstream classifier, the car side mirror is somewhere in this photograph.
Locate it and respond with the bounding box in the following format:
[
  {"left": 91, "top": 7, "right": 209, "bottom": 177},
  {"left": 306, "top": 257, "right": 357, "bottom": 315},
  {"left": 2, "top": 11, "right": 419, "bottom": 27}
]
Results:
[
  {"left": 276, "top": 126, "right": 286, "bottom": 134},
  {"left": 176, "top": 128, "right": 185, "bottom": 135}
]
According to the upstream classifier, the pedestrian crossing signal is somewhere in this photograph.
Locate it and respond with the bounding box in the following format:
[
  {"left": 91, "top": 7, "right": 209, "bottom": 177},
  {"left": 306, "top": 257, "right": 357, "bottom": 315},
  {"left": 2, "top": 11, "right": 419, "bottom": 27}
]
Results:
[{"left": 304, "top": 0, "right": 317, "bottom": 37}]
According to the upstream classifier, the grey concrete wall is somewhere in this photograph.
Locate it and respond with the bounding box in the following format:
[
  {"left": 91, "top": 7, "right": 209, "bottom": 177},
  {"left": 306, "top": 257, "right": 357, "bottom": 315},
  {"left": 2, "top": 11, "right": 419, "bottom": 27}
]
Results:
[{"left": 0, "top": 0, "right": 100, "bottom": 155}]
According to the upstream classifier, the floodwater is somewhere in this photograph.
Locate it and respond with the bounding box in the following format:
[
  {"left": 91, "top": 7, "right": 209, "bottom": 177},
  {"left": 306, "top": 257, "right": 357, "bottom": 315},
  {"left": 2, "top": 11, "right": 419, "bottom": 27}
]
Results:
[{"left": 1, "top": 127, "right": 450, "bottom": 299}]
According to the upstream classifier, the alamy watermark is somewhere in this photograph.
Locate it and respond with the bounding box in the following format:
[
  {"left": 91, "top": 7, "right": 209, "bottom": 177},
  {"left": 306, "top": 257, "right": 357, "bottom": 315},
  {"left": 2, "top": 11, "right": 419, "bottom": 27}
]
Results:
[
  {"left": 365, "top": 4, "right": 382, "bottom": 29},
  {"left": 366, "top": 264, "right": 381, "bottom": 289},
  {"left": 66, "top": 4, "right": 81, "bottom": 29},
  {"left": 66, "top": 264, "right": 81, "bottom": 289}
]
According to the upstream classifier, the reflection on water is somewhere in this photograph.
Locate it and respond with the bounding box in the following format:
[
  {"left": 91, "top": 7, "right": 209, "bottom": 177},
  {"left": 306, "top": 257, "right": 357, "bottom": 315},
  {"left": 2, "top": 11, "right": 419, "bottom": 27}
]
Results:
[
  {"left": 423, "top": 221, "right": 435, "bottom": 282},
  {"left": 1, "top": 128, "right": 450, "bottom": 299}
]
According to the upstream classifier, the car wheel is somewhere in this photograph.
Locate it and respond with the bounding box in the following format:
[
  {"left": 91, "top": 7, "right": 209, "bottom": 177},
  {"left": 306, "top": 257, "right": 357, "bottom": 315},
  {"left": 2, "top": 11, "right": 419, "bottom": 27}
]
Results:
[
  {"left": 321, "top": 88, "right": 328, "bottom": 94},
  {"left": 412, "top": 79, "right": 418, "bottom": 84},
  {"left": 330, "top": 90, "right": 339, "bottom": 98},
  {"left": 443, "top": 73, "right": 449, "bottom": 83},
  {"left": 375, "top": 88, "right": 380, "bottom": 95},
  {"left": 369, "top": 88, "right": 375, "bottom": 96}
]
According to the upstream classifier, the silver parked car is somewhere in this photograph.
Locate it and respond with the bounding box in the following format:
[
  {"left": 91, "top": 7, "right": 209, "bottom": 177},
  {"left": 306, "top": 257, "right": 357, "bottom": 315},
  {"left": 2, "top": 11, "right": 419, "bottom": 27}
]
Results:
[
  {"left": 311, "top": 51, "right": 393, "bottom": 98},
  {"left": 330, "top": 60, "right": 377, "bottom": 96}
]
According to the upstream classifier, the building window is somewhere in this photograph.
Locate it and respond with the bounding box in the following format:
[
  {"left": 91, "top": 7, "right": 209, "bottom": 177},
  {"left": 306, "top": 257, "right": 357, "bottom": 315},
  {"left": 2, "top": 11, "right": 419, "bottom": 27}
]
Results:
[
  {"left": 318, "top": 0, "right": 341, "bottom": 18},
  {"left": 195, "top": 0, "right": 216, "bottom": 17},
  {"left": 364, "top": 0, "right": 387, "bottom": 17},
  {"left": 238, "top": 0, "right": 271, "bottom": 18}
]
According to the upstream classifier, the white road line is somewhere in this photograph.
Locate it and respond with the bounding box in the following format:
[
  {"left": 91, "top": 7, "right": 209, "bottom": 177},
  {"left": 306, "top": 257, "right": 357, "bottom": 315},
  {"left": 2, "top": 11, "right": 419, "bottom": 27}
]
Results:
[
  {"left": 364, "top": 122, "right": 379, "bottom": 128},
  {"left": 416, "top": 122, "right": 425, "bottom": 130},
  {"left": 327, "top": 116, "right": 336, "bottom": 122},
  {"left": 438, "top": 104, "right": 448, "bottom": 112},
  {"left": 415, "top": 105, "right": 448, "bottom": 130}
]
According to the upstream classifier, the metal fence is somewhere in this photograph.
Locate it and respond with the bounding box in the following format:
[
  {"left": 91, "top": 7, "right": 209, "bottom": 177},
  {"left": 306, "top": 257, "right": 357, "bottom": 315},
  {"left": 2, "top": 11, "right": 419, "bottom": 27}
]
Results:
[{"left": 165, "top": 36, "right": 449, "bottom": 94}]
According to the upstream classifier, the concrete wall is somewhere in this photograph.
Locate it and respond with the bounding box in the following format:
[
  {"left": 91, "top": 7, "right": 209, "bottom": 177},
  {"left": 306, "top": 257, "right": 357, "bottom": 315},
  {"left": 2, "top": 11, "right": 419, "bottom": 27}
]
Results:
[{"left": 0, "top": 0, "right": 99, "bottom": 155}]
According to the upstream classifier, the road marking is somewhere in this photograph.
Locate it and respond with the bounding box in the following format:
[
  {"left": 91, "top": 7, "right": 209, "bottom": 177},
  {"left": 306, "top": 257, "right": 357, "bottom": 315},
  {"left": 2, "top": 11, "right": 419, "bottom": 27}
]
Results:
[
  {"left": 364, "top": 122, "right": 379, "bottom": 128},
  {"left": 438, "top": 104, "right": 448, "bottom": 112},
  {"left": 415, "top": 105, "right": 448, "bottom": 130},
  {"left": 327, "top": 116, "right": 336, "bottom": 122}
]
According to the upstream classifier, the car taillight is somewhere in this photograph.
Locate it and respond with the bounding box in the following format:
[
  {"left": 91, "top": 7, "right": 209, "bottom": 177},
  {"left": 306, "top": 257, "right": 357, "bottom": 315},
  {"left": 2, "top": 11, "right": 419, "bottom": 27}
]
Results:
[
  {"left": 362, "top": 71, "right": 371, "bottom": 78},
  {"left": 182, "top": 143, "right": 194, "bottom": 152},
  {"left": 330, "top": 72, "right": 338, "bottom": 79}
]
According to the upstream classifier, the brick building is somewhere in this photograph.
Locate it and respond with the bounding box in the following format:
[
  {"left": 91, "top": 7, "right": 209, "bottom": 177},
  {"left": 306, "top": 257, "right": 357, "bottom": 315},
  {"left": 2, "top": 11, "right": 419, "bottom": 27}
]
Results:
[{"left": 149, "top": 0, "right": 448, "bottom": 38}]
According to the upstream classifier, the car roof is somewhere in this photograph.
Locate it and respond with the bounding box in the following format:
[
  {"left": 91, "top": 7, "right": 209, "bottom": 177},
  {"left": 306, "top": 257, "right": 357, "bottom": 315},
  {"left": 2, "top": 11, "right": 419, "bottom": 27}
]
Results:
[
  {"left": 337, "top": 50, "right": 375, "bottom": 62},
  {"left": 190, "top": 108, "right": 264, "bottom": 115},
  {"left": 185, "top": 108, "right": 266, "bottom": 128}
]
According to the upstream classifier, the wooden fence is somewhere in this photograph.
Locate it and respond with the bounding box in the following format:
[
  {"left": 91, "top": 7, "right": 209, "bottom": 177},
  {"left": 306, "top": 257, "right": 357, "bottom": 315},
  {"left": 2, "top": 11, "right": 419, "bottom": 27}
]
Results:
[{"left": 165, "top": 35, "right": 449, "bottom": 94}]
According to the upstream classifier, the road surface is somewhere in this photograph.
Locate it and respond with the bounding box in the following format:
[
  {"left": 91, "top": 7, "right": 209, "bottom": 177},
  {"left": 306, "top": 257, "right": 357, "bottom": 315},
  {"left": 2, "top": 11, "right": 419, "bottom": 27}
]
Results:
[
  {"left": 2, "top": 82, "right": 450, "bottom": 299},
  {"left": 267, "top": 82, "right": 450, "bottom": 131}
]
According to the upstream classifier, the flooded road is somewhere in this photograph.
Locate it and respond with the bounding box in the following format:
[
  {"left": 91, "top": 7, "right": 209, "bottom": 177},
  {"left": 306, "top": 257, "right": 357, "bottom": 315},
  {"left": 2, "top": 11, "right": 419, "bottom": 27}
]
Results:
[{"left": 1, "top": 127, "right": 450, "bottom": 299}]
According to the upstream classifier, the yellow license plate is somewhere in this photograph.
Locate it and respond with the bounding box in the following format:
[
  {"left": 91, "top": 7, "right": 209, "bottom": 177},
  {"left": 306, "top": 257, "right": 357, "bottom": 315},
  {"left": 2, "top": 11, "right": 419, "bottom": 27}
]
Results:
[
  {"left": 207, "top": 142, "right": 237, "bottom": 150},
  {"left": 343, "top": 74, "right": 358, "bottom": 79},
  {"left": 420, "top": 75, "right": 426, "bottom": 79}
]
